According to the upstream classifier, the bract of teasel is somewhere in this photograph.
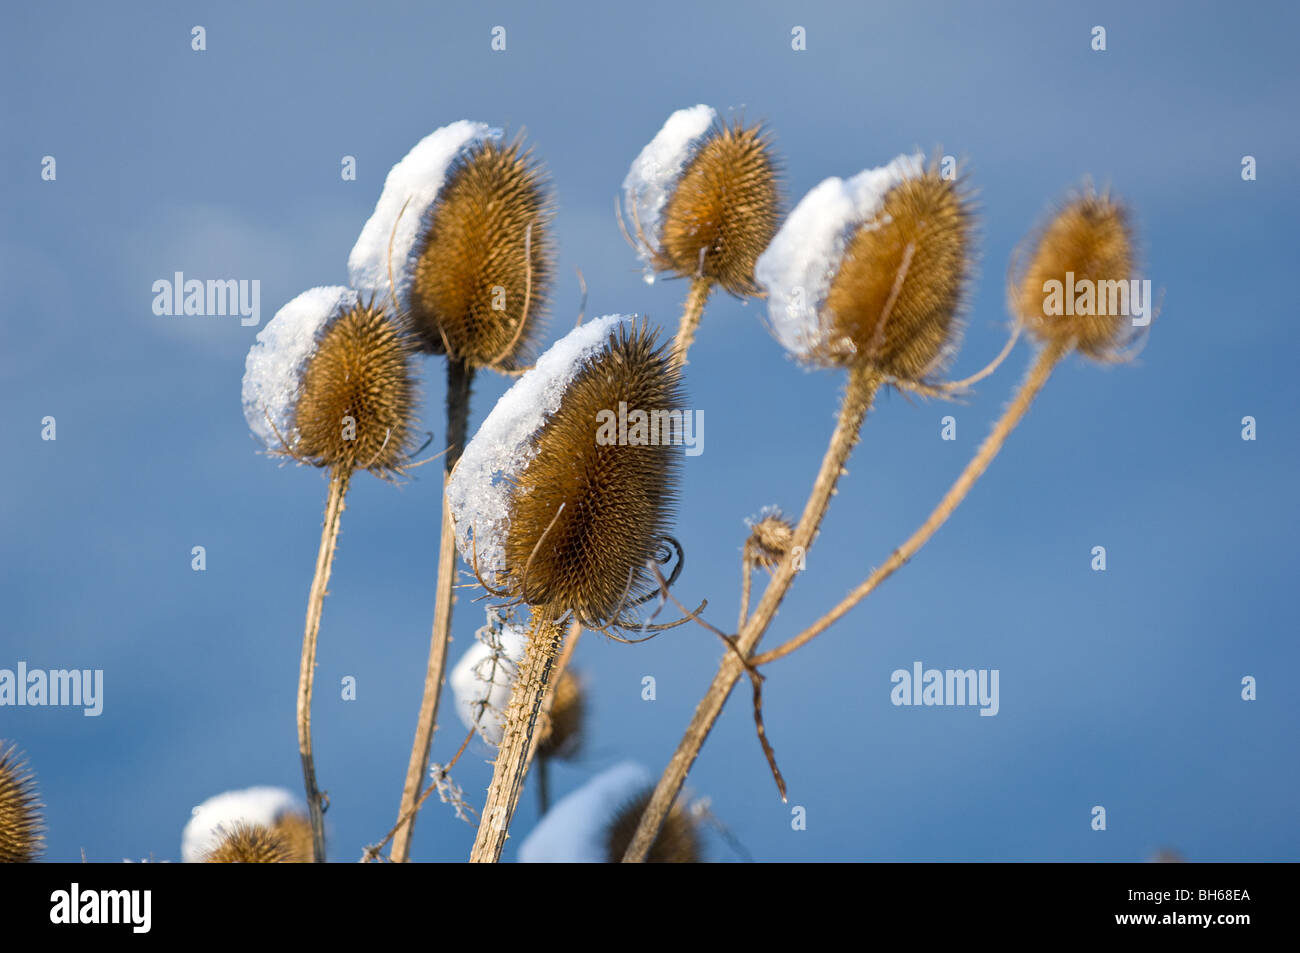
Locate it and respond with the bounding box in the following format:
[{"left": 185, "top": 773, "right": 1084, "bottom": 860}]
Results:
[
  {"left": 446, "top": 314, "right": 685, "bottom": 627},
  {"left": 756, "top": 153, "right": 975, "bottom": 385},
  {"left": 517, "top": 762, "right": 700, "bottom": 864},
  {"left": 0, "top": 741, "right": 44, "bottom": 863},
  {"left": 1011, "top": 188, "right": 1139, "bottom": 361},
  {"left": 241, "top": 287, "right": 418, "bottom": 475},
  {"left": 624, "top": 105, "right": 781, "bottom": 296}
]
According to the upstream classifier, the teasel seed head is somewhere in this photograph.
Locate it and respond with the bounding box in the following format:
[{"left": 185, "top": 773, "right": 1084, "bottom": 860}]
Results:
[
  {"left": 745, "top": 506, "right": 794, "bottom": 570},
  {"left": 1012, "top": 188, "right": 1137, "bottom": 361},
  {"left": 181, "top": 786, "right": 307, "bottom": 863},
  {"left": 605, "top": 788, "right": 701, "bottom": 864},
  {"left": 538, "top": 668, "right": 585, "bottom": 760},
  {"left": 757, "top": 154, "right": 974, "bottom": 384},
  {"left": 243, "top": 288, "right": 419, "bottom": 476},
  {"left": 0, "top": 742, "right": 44, "bottom": 863},
  {"left": 409, "top": 137, "right": 554, "bottom": 368},
  {"left": 502, "top": 320, "right": 683, "bottom": 624},
  {"left": 201, "top": 822, "right": 293, "bottom": 863},
  {"left": 625, "top": 106, "right": 780, "bottom": 295},
  {"left": 271, "top": 812, "right": 314, "bottom": 863}
]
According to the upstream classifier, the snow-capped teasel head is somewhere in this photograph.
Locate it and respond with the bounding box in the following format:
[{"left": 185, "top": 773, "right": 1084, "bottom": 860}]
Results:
[
  {"left": 755, "top": 152, "right": 974, "bottom": 383},
  {"left": 181, "top": 786, "right": 305, "bottom": 863},
  {"left": 348, "top": 121, "right": 500, "bottom": 322},
  {"left": 241, "top": 286, "right": 418, "bottom": 474},
  {"left": 517, "top": 762, "right": 701, "bottom": 863},
  {"left": 450, "top": 611, "right": 530, "bottom": 746},
  {"left": 623, "top": 105, "right": 780, "bottom": 296},
  {"left": 447, "top": 315, "right": 685, "bottom": 630}
]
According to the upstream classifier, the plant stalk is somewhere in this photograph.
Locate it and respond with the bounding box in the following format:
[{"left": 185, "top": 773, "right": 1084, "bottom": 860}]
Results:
[
  {"left": 622, "top": 364, "right": 881, "bottom": 861},
  {"left": 298, "top": 464, "right": 351, "bottom": 863},
  {"left": 391, "top": 356, "right": 475, "bottom": 863},
  {"left": 672, "top": 277, "right": 712, "bottom": 366}
]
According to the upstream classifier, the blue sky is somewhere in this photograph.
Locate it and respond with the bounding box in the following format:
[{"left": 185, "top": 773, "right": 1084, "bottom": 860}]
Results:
[{"left": 2, "top": 0, "right": 1297, "bottom": 862}]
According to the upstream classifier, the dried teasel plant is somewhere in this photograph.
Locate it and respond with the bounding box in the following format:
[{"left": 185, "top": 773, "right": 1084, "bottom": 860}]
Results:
[
  {"left": 181, "top": 787, "right": 313, "bottom": 863},
  {"left": 0, "top": 742, "right": 44, "bottom": 863},
  {"left": 242, "top": 287, "right": 420, "bottom": 861},
  {"left": 622, "top": 153, "right": 979, "bottom": 861},
  {"left": 348, "top": 122, "right": 555, "bottom": 861},
  {"left": 622, "top": 104, "right": 780, "bottom": 364},
  {"left": 200, "top": 823, "right": 295, "bottom": 864},
  {"left": 445, "top": 315, "right": 691, "bottom": 861}
]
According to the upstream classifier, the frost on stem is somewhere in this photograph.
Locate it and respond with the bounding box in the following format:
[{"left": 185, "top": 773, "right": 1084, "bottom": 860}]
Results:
[{"left": 449, "top": 609, "right": 530, "bottom": 747}]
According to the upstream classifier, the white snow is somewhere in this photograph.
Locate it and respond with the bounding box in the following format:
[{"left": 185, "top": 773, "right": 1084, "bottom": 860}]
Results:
[
  {"left": 755, "top": 153, "right": 925, "bottom": 359},
  {"left": 348, "top": 120, "right": 501, "bottom": 316},
  {"left": 181, "top": 786, "right": 303, "bottom": 862},
  {"left": 242, "top": 286, "right": 358, "bottom": 451},
  {"left": 517, "top": 762, "right": 653, "bottom": 863},
  {"left": 450, "top": 613, "right": 530, "bottom": 746},
  {"left": 623, "top": 105, "right": 717, "bottom": 278},
  {"left": 446, "top": 314, "right": 629, "bottom": 577}
]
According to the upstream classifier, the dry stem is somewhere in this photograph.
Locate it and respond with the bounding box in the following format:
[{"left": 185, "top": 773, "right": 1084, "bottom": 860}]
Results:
[
  {"left": 672, "top": 277, "right": 712, "bottom": 365},
  {"left": 752, "top": 340, "right": 1067, "bottom": 666},
  {"left": 391, "top": 356, "right": 475, "bottom": 862},
  {"left": 470, "top": 611, "right": 565, "bottom": 862},
  {"left": 298, "top": 464, "right": 351, "bottom": 863},
  {"left": 621, "top": 363, "right": 881, "bottom": 861}
]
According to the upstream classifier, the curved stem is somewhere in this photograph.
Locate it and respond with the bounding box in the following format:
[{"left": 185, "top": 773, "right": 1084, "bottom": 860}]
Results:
[
  {"left": 622, "top": 364, "right": 881, "bottom": 862},
  {"left": 470, "top": 611, "right": 564, "bottom": 863},
  {"left": 298, "top": 464, "right": 351, "bottom": 863},
  {"left": 391, "top": 356, "right": 475, "bottom": 863},
  {"left": 672, "top": 277, "right": 712, "bottom": 366},
  {"left": 752, "top": 340, "right": 1067, "bottom": 667}
]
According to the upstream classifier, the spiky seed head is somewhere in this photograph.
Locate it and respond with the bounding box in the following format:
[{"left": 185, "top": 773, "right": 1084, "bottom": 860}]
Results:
[
  {"left": 201, "top": 823, "right": 292, "bottom": 863},
  {"left": 502, "top": 322, "right": 684, "bottom": 626},
  {"left": 605, "top": 788, "right": 700, "bottom": 863},
  {"left": 293, "top": 300, "right": 418, "bottom": 475},
  {"left": 657, "top": 121, "right": 780, "bottom": 296},
  {"left": 746, "top": 507, "right": 793, "bottom": 570},
  {"left": 271, "top": 812, "right": 313, "bottom": 863},
  {"left": 411, "top": 138, "right": 554, "bottom": 369},
  {"left": 0, "top": 742, "right": 43, "bottom": 863},
  {"left": 818, "top": 163, "right": 974, "bottom": 380},
  {"left": 1012, "top": 190, "right": 1136, "bottom": 360},
  {"left": 537, "top": 668, "right": 584, "bottom": 760}
]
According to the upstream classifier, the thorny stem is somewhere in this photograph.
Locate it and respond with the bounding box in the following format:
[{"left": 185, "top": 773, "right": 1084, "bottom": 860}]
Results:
[
  {"left": 752, "top": 340, "right": 1068, "bottom": 667},
  {"left": 470, "top": 610, "right": 565, "bottom": 863},
  {"left": 672, "top": 277, "right": 712, "bottom": 366},
  {"left": 622, "top": 364, "right": 882, "bottom": 862},
  {"left": 534, "top": 617, "right": 583, "bottom": 815},
  {"left": 738, "top": 542, "right": 755, "bottom": 631},
  {"left": 299, "top": 464, "right": 351, "bottom": 864},
  {"left": 391, "top": 356, "right": 475, "bottom": 863}
]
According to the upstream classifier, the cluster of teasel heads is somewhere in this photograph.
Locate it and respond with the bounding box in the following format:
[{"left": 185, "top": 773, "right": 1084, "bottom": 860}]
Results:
[{"left": 217, "top": 102, "right": 1146, "bottom": 865}]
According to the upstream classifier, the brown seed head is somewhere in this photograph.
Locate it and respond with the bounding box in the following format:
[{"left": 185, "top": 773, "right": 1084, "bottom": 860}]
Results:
[
  {"left": 1012, "top": 190, "right": 1136, "bottom": 360},
  {"left": 271, "top": 812, "right": 313, "bottom": 863},
  {"left": 537, "top": 668, "right": 585, "bottom": 760},
  {"left": 0, "top": 742, "right": 43, "bottom": 863},
  {"left": 201, "top": 822, "right": 292, "bottom": 863},
  {"left": 411, "top": 138, "right": 554, "bottom": 368},
  {"left": 503, "top": 321, "right": 684, "bottom": 626},
  {"left": 657, "top": 121, "right": 781, "bottom": 295},
  {"left": 818, "top": 162, "right": 974, "bottom": 381},
  {"left": 293, "top": 300, "right": 418, "bottom": 475},
  {"left": 605, "top": 788, "right": 700, "bottom": 863},
  {"left": 746, "top": 507, "right": 794, "bottom": 571}
]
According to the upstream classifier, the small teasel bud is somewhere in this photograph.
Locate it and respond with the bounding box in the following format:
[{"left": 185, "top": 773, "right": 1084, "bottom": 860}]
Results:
[
  {"left": 745, "top": 506, "right": 794, "bottom": 571},
  {"left": 448, "top": 315, "right": 685, "bottom": 627},
  {"left": 201, "top": 823, "right": 293, "bottom": 863},
  {"left": 0, "top": 742, "right": 44, "bottom": 863},
  {"left": 411, "top": 137, "right": 554, "bottom": 368},
  {"left": 537, "top": 668, "right": 585, "bottom": 760},
  {"left": 1012, "top": 189, "right": 1137, "bottom": 360},
  {"left": 625, "top": 106, "right": 781, "bottom": 295},
  {"left": 242, "top": 287, "right": 418, "bottom": 475},
  {"left": 605, "top": 788, "right": 700, "bottom": 864},
  {"left": 757, "top": 154, "right": 974, "bottom": 382}
]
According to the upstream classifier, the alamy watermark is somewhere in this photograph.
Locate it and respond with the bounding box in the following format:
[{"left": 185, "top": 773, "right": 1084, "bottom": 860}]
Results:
[
  {"left": 1041, "top": 272, "right": 1152, "bottom": 327},
  {"left": 152, "top": 272, "right": 260, "bottom": 326},
  {"left": 595, "top": 402, "right": 704, "bottom": 456},
  {"left": 891, "top": 661, "right": 999, "bottom": 716},
  {"left": 0, "top": 661, "right": 103, "bottom": 716}
]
